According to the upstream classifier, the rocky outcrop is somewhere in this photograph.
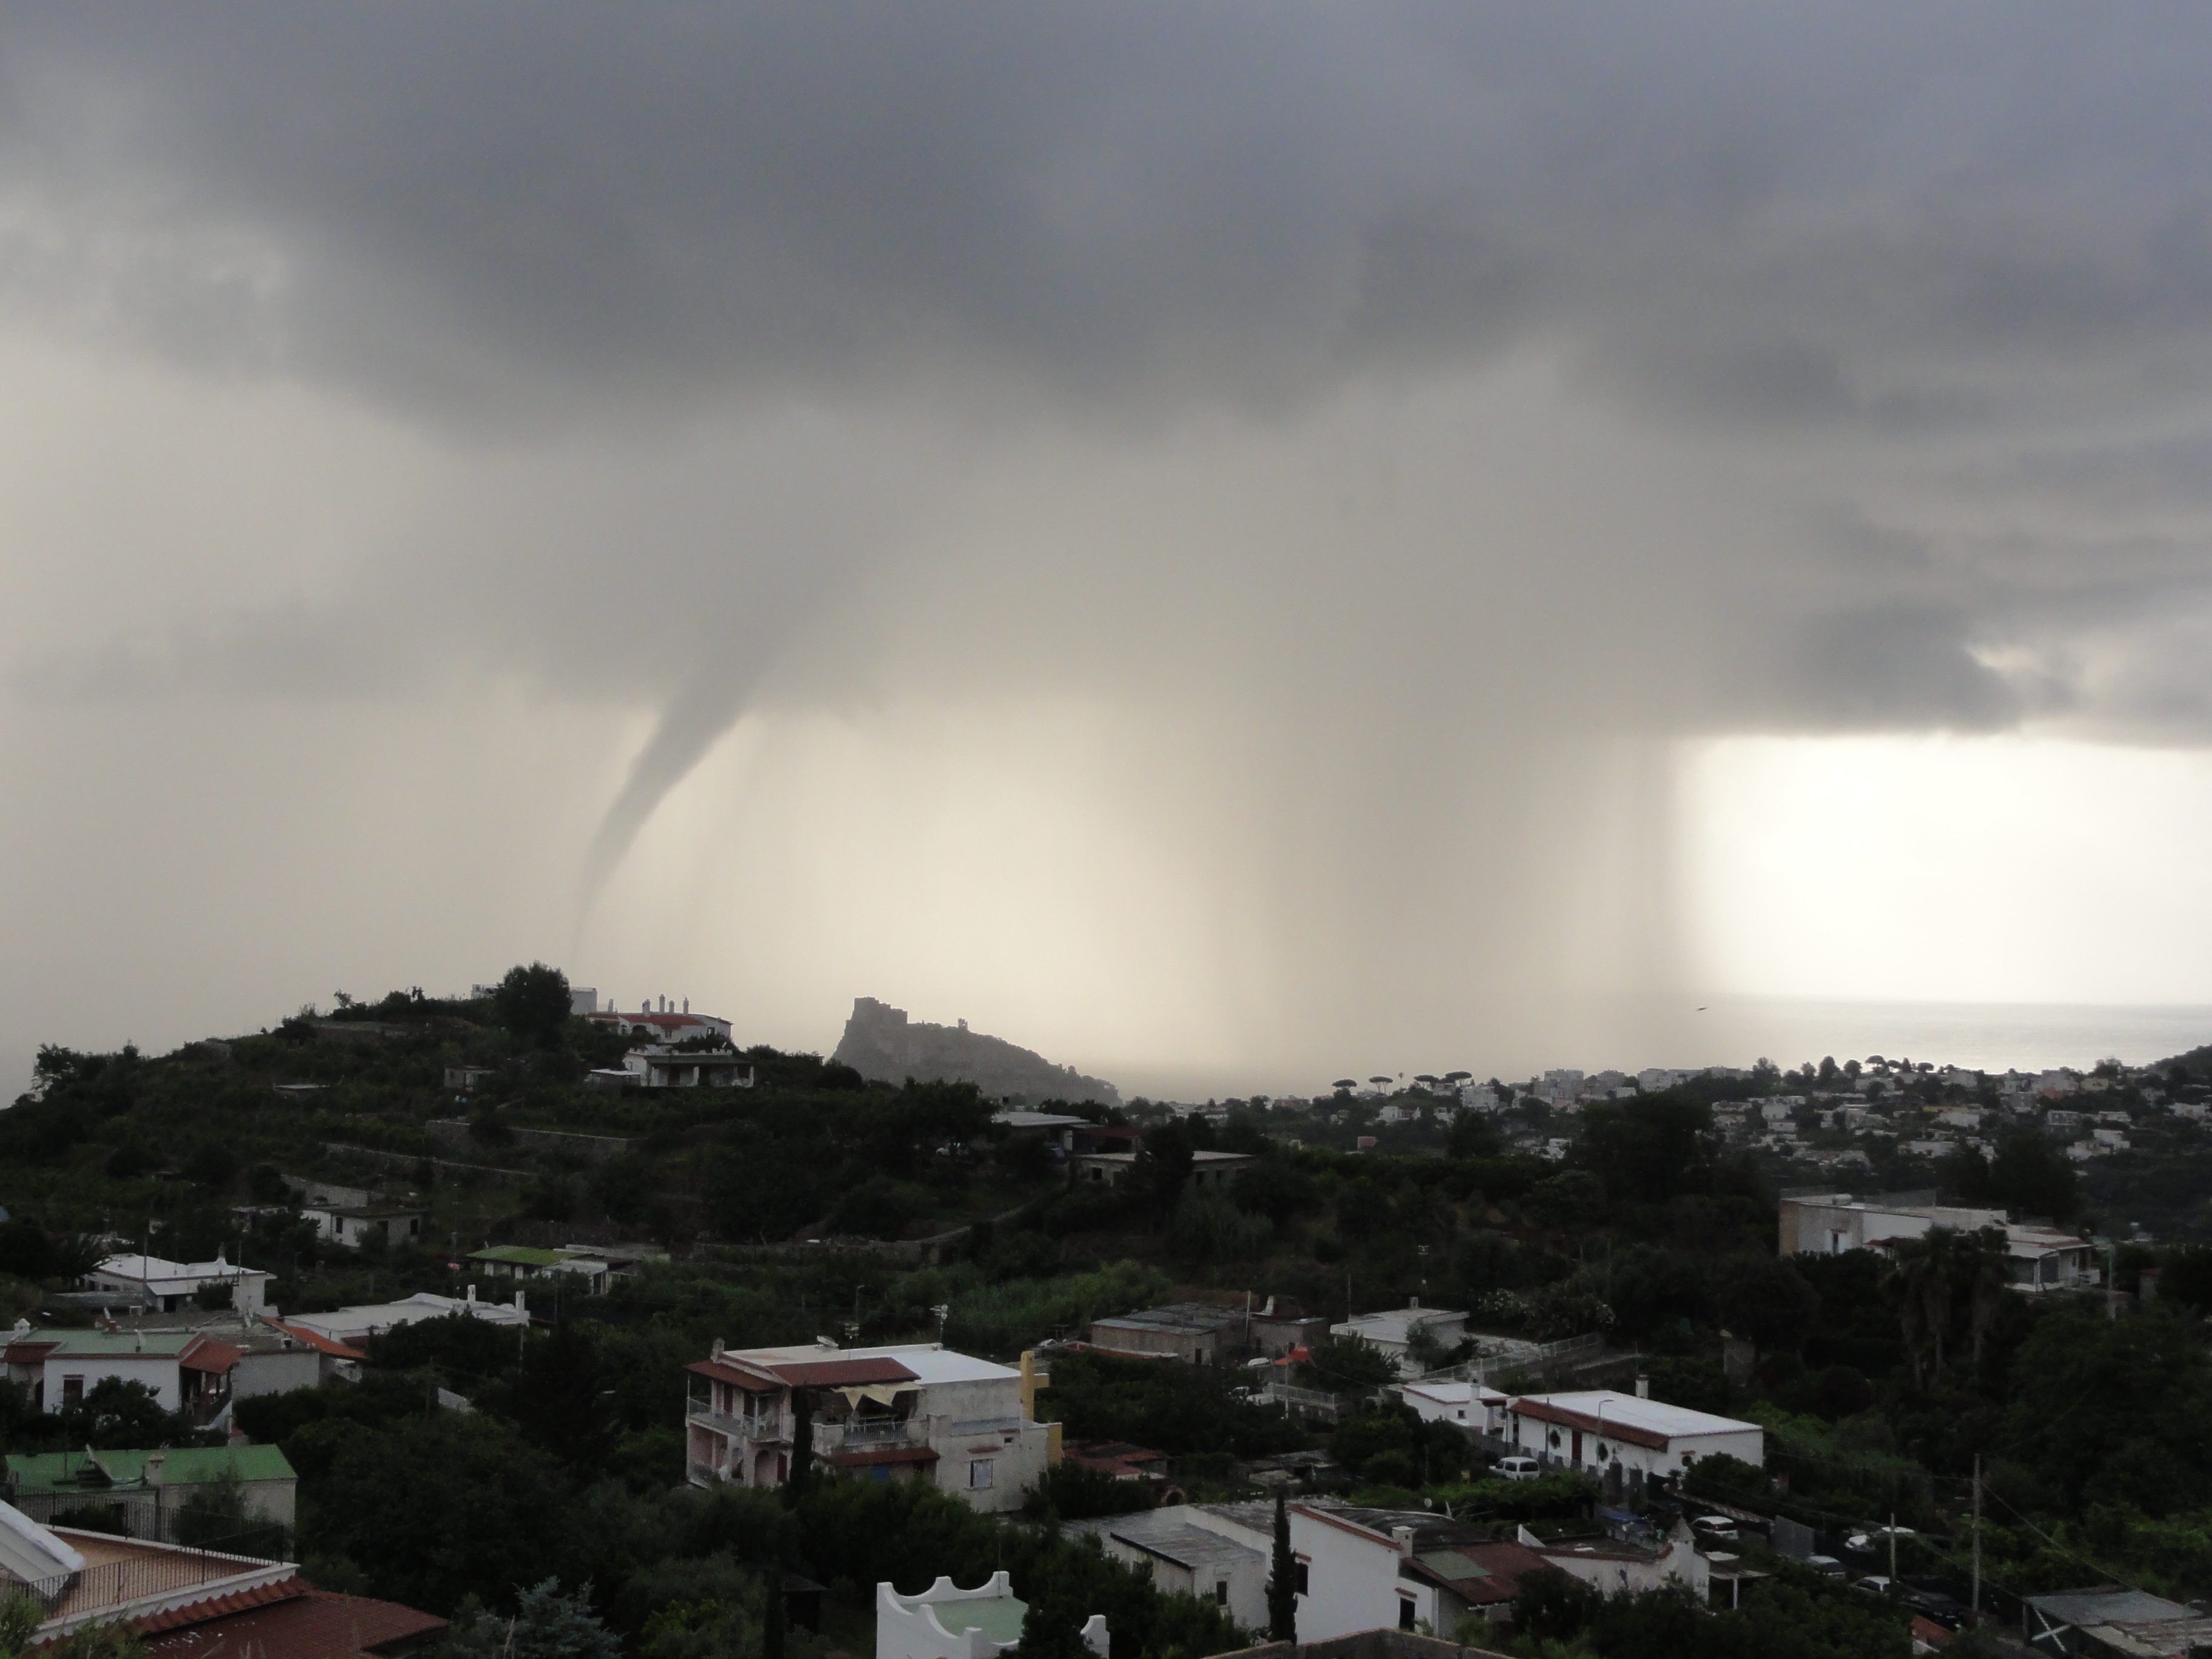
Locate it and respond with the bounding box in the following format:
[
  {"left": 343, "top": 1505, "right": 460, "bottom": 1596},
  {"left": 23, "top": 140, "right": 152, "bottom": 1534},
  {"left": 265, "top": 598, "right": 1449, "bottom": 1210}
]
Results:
[{"left": 832, "top": 996, "right": 1121, "bottom": 1107}]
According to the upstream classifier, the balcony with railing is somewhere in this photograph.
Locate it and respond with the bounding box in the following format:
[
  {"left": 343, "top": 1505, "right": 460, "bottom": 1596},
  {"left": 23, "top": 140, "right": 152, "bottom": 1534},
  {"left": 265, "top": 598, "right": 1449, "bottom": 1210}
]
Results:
[{"left": 812, "top": 1416, "right": 926, "bottom": 1456}]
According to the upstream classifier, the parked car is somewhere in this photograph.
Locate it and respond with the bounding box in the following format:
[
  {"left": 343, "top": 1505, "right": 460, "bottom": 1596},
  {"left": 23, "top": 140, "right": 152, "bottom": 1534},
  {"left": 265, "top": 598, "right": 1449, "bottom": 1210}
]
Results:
[
  {"left": 1494, "top": 1456, "right": 1542, "bottom": 1481},
  {"left": 1845, "top": 1527, "right": 1917, "bottom": 1555},
  {"left": 1692, "top": 1516, "right": 1741, "bottom": 1544},
  {"left": 1902, "top": 1589, "right": 1968, "bottom": 1628},
  {"left": 1805, "top": 1556, "right": 1846, "bottom": 1580},
  {"left": 1850, "top": 1577, "right": 1899, "bottom": 1600}
]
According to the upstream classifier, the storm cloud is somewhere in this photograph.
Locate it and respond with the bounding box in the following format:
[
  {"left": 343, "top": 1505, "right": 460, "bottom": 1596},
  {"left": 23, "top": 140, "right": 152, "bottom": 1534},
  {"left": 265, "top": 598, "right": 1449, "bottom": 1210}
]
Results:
[{"left": 4, "top": 2, "right": 2212, "bottom": 1079}]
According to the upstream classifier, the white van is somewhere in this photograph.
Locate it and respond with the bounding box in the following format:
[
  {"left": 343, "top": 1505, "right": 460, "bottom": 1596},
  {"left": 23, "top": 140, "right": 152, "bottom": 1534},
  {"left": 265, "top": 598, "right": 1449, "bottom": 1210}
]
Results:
[{"left": 1494, "top": 1456, "right": 1542, "bottom": 1481}]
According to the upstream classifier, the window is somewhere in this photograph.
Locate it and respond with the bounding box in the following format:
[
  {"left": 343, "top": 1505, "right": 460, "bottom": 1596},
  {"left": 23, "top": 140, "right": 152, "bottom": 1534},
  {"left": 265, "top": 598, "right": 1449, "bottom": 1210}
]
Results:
[
  {"left": 1397, "top": 1598, "right": 1416, "bottom": 1631},
  {"left": 1293, "top": 1561, "right": 1309, "bottom": 1597},
  {"left": 1215, "top": 1584, "right": 1228, "bottom": 1607},
  {"left": 61, "top": 1376, "right": 84, "bottom": 1409},
  {"left": 969, "top": 1459, "right": 995, "bottom": 1490}
]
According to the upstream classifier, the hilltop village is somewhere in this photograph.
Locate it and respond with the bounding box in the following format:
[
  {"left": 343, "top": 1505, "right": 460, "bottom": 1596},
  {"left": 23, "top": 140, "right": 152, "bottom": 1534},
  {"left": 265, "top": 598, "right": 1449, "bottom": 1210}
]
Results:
[{"left": 2, "top": 967, "right": 2211, "bottom": 1659}]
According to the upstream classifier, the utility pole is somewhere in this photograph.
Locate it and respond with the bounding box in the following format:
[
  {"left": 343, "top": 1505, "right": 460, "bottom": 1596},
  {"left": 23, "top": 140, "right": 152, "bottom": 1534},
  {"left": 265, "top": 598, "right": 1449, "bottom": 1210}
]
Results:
[
  {"left": 1972, "top": 1455, "right": 1983, "bottom": 1627},
  {"left": 1889, "top": 1511, "right": 1898, "bottom": 1589}
]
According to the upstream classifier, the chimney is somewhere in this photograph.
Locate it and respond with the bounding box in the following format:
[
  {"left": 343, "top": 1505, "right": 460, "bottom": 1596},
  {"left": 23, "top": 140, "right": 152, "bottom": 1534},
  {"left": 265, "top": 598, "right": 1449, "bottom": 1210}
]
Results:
[
  {"left": 146, "top": 1453, "right": 166, "bottom": 1487},
  {"left": 683, "top": 999, "right": 689, "bottom": 1014},
  {"left": 1636, "top": 1375, "right": 1650, "bottom": 1399},
  {"left": 1408, "top": 1295, "right": 1419, "bottom": 1310},
  {"left": 712, "top": 1338, "right": 725, "bottom": 1359},
  {"left": 1391, "top": 1526, "right": 1416, "bottom": 1556},
  {"left": 514, "top": 1292, "right": 526, "bottom": 1313},
  {"left": 466, "top": 1284, "right": 477, "bottom": 1303}
]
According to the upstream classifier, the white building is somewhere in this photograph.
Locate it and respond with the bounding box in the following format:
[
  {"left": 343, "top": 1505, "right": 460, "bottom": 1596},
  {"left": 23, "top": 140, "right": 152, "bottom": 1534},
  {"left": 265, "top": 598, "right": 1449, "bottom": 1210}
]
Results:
[
  {"left": 876, "top": 1572, "right": 1104, "bottom": 1659},
  {"left": 1777, "top": 1193, "right": 2097, "bottom": 1291},
  {"left": 1394, "top": 1379, "right": 1508, "bottom": 1438},
  {"left": 1330, "top": 1302, "right": 1469, "bottom": 1376},
  {"left": 281, "top": 1287, "right": 529, "bottom": 1346},
  {"left": 1501, "top": 1392, "right": 1763, "bottom": 1492},
  {"left": 685, "top": 1341, "right": 1054, "bottom": 1515},
  {"left": 1530, "top": 1521, "right": 1709, "bottom": 1601},
  {"left": 85, "top": 1255, "right": 271, "bottom": 1316},
  {"left": 587, "top": 1045, "right": 756, "bottom": 1090},
  {"left": 300, "top": 1204, "right": 427, "bottom": 1251},
  {"left": 585, "top": 1002, "right": 735, "bottom": 1044},
  {"left": 1, "top": 1324, "right": 238, "bottom": 1421},
  {"left": 1167, "top": 1500, "right": 1555, "bottom": 1639},
  {"left": 1062, "top": 1509, "right": 1269, "bottom": 1627}
]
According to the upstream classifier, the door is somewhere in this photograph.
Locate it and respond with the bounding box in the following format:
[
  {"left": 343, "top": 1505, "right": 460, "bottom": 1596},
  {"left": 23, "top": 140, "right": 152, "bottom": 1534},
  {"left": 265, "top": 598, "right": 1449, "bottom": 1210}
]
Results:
[{"left": 1571, "top": 1430, "right": 1583, "bottom": 1465}]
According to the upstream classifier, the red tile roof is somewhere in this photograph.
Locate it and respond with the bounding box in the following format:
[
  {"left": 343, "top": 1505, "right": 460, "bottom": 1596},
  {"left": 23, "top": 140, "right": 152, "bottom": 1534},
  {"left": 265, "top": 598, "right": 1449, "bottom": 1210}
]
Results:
[
  {"left": 129, "top": 1581, "right": 307, "bottom": 1637},
  {"left": 1402, "top": 1541, "right": 1555, "bottom": 1606},
  {"left": 180, "top": 1339, "right": 244, "bottom": 1375},
  {"left": 686, "top": 1358, "right": 784, "bottom": 1392},
  {"left": 141, "top": 1587, "right": 446, "bottom": 1659},
  {"left": 767, "top": 1357, "right": 920, "bottom": 1387},
  {"left": 261, "top": 1320, "right": 368, "bottom": 1361}
]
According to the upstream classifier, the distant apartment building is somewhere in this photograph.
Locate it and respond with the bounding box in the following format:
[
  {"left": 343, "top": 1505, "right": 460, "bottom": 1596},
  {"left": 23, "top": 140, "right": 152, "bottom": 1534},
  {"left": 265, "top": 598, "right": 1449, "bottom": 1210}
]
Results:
[{"left": 685, "top": 1340, "right": 1055, "bottom": 1513}]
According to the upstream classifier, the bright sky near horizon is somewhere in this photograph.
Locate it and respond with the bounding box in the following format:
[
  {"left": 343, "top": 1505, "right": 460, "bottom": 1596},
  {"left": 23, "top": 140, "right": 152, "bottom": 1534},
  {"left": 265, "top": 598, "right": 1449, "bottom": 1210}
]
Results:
[{"left": 6, "top": 7, "right": 2212, "bottom": 1095}]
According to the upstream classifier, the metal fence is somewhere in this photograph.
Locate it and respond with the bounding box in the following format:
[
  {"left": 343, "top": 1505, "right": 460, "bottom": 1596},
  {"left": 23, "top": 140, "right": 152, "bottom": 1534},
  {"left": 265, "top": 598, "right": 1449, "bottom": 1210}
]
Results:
[
  {"left": 13, "top": 1532, "right": 287, "bottom": 1618},
  {"left": 8, "top": 1492, "right": 292, "bottom": 1564}
]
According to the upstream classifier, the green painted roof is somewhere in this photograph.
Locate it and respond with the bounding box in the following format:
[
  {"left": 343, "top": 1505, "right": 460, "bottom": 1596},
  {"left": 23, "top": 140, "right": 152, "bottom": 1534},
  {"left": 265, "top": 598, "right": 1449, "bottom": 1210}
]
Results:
[
  {"left": 937, "top": 1595, "right": 1027, "bottom": 1649},
  {"left": 7, "top": 1445, "right": 295, "bottom": 1493},
  {"left": 469, "top": 1245, "right": 572, "bottom": 1267}
]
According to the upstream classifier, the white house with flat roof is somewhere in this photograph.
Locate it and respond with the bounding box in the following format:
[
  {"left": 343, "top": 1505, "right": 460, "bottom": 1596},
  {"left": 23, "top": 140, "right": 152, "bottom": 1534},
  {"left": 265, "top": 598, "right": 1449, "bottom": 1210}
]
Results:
[
  {"left": 876, "top": 1572, "right": 1104, "bottom": 1659},
  {"left": 1330, "top": 1301, "right": 1468, "bottom": 1375},
  {"left": 85, "top": 1255, "right": 271, "bottom": 1316},
  {"left": 1395, "top": 1379, "right": 1508, "bottom": 1438},
  {"left": 1503, "top": 1392, "right": 1762, "bottom": 1490},
  {"left": 1062, "top": 1509, "right": 1269, "bottom": 1628},
  {"left": 686, "top": 1340, "right": 1054, "bottom": 1513},
  {"left": 1, "top": 1325, "right": 238, "bottom": 1422},
  {"left": 1777, "top": 1193, "right": 2097, "bottom": 1292},
  {"left": 281, "top": 1287, "right": 528, "bottom": 1346}
]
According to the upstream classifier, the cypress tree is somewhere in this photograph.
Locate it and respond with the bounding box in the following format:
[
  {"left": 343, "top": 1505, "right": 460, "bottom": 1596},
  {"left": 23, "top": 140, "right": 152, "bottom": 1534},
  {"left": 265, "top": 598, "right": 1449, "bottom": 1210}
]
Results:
[
  {"left": 1267, "top": 1489, "right": 1297, "bottom": 1642},
  {"left": 785, "top": 1387, "right": 814, "bottom": 1504}
]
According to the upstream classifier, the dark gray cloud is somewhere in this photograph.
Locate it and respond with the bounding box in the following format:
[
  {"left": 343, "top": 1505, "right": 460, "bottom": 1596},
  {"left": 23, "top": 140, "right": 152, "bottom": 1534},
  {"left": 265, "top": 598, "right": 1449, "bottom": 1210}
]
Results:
[{"left": 6, "top": 1, "right": 2212, "bottom": 1030}]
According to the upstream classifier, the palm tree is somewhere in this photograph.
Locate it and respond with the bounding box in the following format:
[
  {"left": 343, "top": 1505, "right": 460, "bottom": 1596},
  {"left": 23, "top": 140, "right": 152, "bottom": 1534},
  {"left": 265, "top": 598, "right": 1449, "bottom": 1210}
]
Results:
[
  {"left": 1961, "top": 1225, "right": 2013, "bottom": 1370},
  {"left": 1882, "top": 1236, "right": 1934, "bottom": 1390}
]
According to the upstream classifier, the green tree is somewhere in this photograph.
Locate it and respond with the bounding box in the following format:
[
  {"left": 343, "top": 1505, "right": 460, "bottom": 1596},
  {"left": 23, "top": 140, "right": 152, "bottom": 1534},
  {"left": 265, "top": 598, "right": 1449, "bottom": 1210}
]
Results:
[
  {"left": 495, "top": 964, "right": 574, "bottom": 1048},
  {"left": 2000, "top": 1303, "right": 2212, "bottom": 1512},
  {"left": 301, "top": 1413, "right": 578, "bottom": 1614},
  {"left": 1298, "top": 1335, "right": 1395, "bottom": 1393},
  {"left": 1266, "top": 1490, "right": 1297, "bottom": 1642},
  {"left": 1714, "top": 1255, "right": 1821, "bottom": 1355},
  {"left": 1987, "top": 1131, "right": 2079, "bottom": 1222},
  {"left": 443, "top": 1579, "right": 618, "bottom": 1659}
]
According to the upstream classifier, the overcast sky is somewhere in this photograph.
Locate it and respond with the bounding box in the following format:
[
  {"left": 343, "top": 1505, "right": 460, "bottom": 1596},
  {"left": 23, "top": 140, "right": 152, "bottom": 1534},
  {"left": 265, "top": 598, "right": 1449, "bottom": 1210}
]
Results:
[{"left": 6, "top": 4, "right": 2212, "bottom": 1093}]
